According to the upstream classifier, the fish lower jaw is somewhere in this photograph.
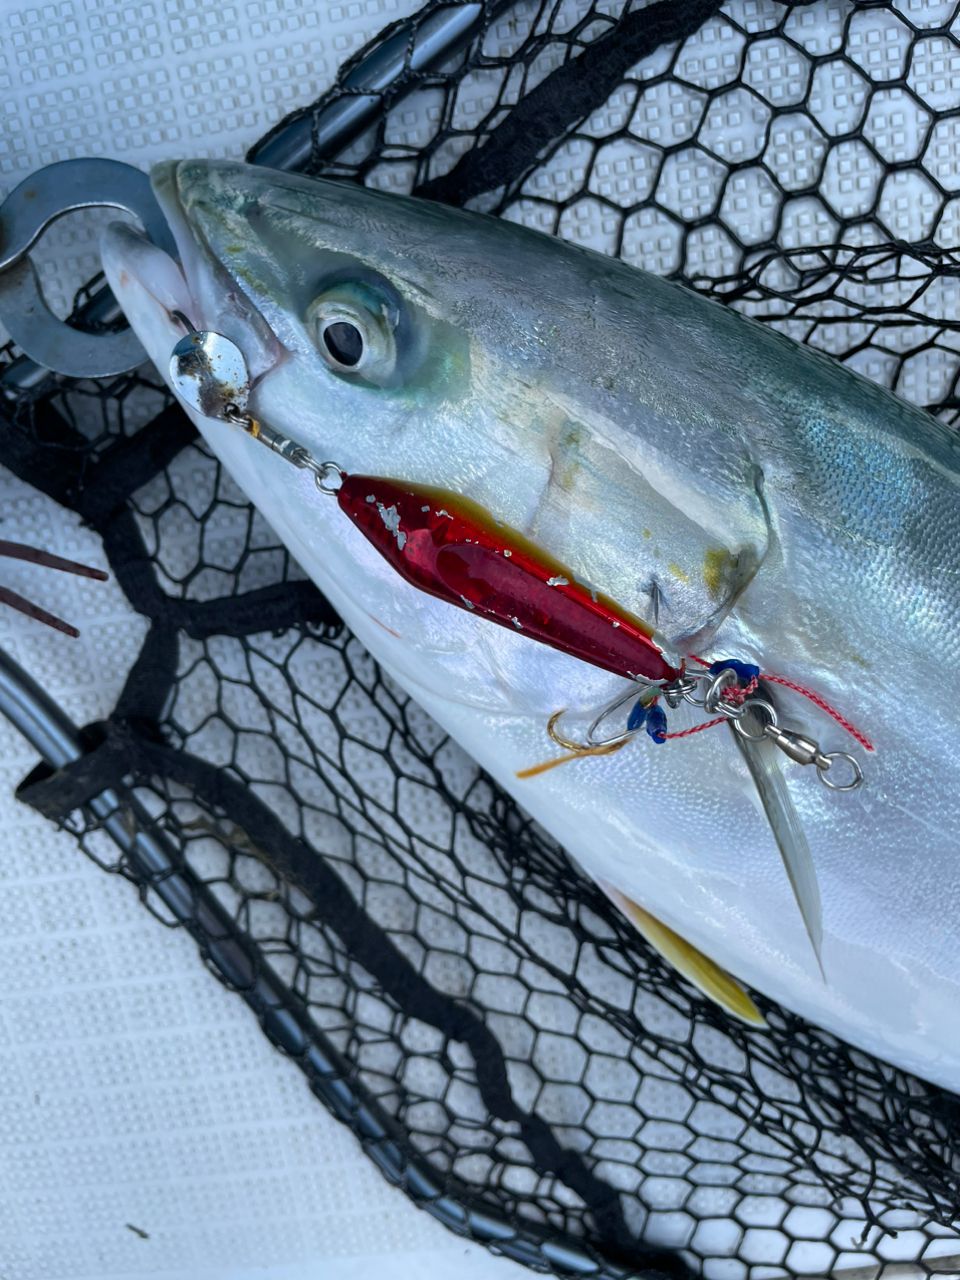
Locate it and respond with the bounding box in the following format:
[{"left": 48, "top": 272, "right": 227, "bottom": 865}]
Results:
[
  {"left": 101, "top": 219, "right": 283, "bottom": 396},
  {"left": 100, "top": 221, "right": 195, "bottom": 338}
]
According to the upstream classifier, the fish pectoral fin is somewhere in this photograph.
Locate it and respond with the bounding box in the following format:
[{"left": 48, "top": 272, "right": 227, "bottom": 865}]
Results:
[
  {"left": 673, "top": 465, "right": 776, "bottom": 654},
  {"left": 599, "top": 881, "right": 766, "bottom": 1028}
]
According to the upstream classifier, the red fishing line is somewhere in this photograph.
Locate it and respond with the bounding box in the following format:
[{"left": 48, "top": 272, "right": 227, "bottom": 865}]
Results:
[{"left": 688, "top": 655, "right": 874, "bottom": 752}]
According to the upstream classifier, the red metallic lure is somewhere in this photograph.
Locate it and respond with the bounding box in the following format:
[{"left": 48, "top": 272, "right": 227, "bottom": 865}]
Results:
[{"left": 336, "top": 474, "right": 679, "bottom": 684}]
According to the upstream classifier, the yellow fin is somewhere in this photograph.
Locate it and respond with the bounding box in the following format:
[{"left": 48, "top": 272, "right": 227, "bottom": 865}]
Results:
[{"left": 600, "top": 882, "right": 767, "bottom": 1028}]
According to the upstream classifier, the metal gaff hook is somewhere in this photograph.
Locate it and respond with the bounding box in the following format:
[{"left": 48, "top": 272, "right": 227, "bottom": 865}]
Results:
[{"left": 0, "top": 158, "right": 177, "bottom": 378}]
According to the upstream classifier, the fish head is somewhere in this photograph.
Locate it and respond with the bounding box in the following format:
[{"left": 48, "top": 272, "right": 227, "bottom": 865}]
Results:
[
  {"left": 101, "top": 159, "right": 484, "bottom": 466},
  {"left": 102, "top": 159, "right": 772, "bottom": 710}
]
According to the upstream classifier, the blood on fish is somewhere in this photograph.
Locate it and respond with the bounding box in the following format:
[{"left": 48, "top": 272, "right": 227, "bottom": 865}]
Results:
[{"left": 367, "top": 613, "right": 402, "bottom": 639}]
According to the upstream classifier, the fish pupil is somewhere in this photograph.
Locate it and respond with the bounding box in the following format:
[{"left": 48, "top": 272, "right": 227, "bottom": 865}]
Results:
[{"left": 323, "top": 321, "right": 364, "bottom": 367}]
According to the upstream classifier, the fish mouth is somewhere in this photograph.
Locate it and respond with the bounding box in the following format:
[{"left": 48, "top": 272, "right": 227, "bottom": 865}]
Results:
[
  {"left": 100, "top": 159, "right": 283, "bottom": 381},
  {"left": 101, "top": 163, "right": 197, "bottom": 331}
]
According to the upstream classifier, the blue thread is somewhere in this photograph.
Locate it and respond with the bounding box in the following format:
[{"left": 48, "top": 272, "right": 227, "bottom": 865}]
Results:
[
  {"left": 627, "top": 700, "right": 649, "bottom": 733},
  {"left": 645, "top": 703, "right": 668, "bottom": 744},
  {"left": 709, "top": 658, "right": 760, "bottom": 685},
  {"left": 628, "top": 664, "right": 760, "bottom": 747}
]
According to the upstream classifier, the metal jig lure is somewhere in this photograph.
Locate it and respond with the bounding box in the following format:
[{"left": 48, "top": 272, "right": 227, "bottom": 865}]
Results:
[
  {"left": 167, "top": 324, "right": 866, "bottom": 794},
  {"left": 168, "top": 324, "right": 679, "bottom": 686}
]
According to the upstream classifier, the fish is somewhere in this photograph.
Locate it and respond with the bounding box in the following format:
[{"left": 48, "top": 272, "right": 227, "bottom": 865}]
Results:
[{"left": 100, "top": 158, "right": 960, "bottom": 1090}]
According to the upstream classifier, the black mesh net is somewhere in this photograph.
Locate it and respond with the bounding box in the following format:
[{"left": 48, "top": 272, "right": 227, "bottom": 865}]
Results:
[{"left": 3, "top": 1, "right": 960, "bottom": 1276}]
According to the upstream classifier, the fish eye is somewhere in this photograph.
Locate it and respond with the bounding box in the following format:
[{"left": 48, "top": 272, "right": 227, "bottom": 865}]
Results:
[
  {"left": 307, "top": 281, "right": 398, "bottom": 384},
  {"left": 322, "top": 320, "right": 364, "bottom": 368}
]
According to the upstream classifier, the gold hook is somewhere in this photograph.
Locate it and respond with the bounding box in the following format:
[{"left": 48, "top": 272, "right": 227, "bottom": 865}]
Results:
[{"left": 516, "top": 710, "right": 629, "bottom": 779}]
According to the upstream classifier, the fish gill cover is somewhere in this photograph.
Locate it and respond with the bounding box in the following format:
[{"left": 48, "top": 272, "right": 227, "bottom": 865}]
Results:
[{"left": 2, "top": 0, "right": 960, "bottom": 1275}]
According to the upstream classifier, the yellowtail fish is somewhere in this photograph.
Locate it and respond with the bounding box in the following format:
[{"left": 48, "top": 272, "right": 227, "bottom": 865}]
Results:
[{"left": 101, "top": 160, "right": 960, "bottom": 1089}]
